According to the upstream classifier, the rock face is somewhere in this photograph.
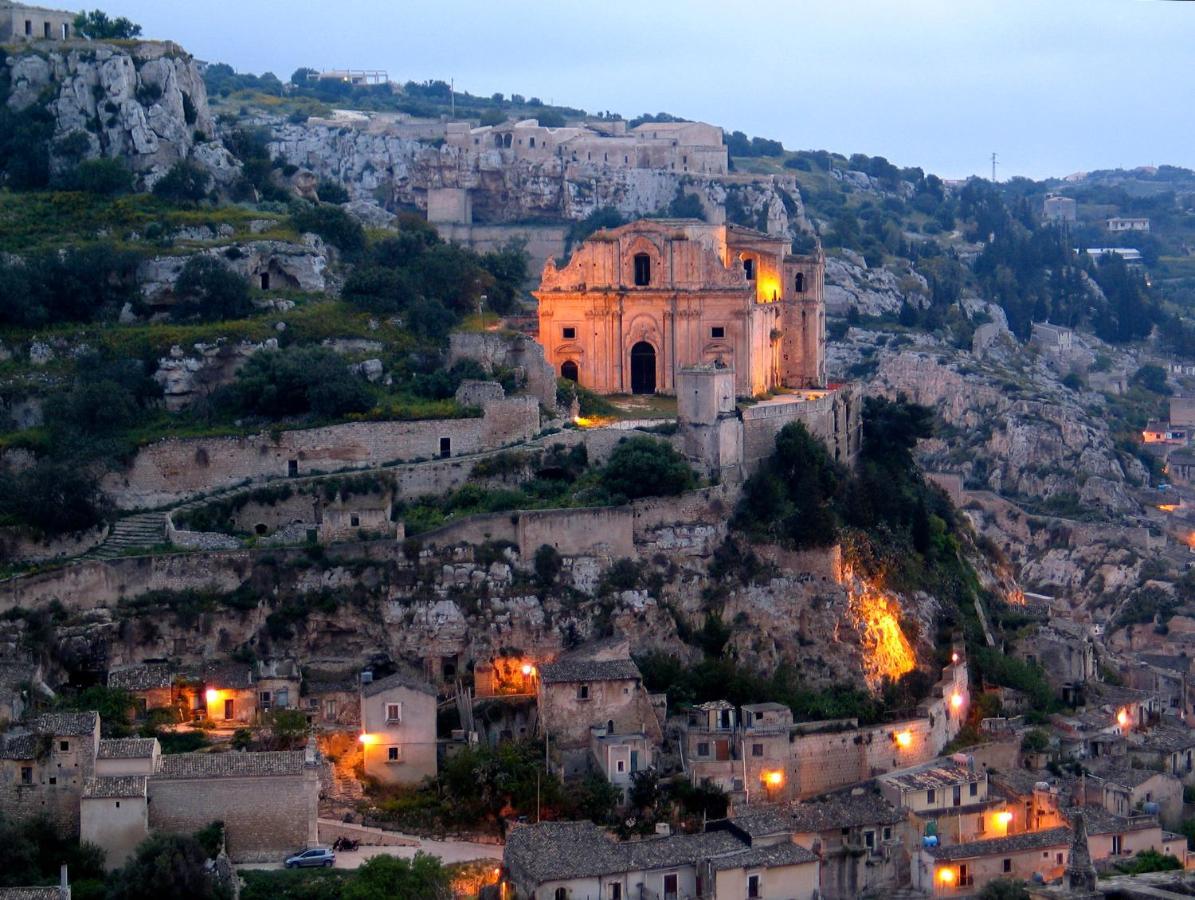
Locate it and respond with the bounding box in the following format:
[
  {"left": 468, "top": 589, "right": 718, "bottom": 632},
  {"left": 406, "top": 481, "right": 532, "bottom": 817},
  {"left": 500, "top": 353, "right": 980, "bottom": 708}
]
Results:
[
  {"left": 265, "top": 120, "right": 812, "bottom": 239},
  {"left": 3, "top": 40, "right": 240, "bottom": 189},
  {"left": 136, "top": 236, "right": 330, "bottom": 302},
  {"left": 824, "top": 255, "right": 926, "bottom": 317},
  {"left": 153, "top": 339, "right": 276, "bottom": 411}
]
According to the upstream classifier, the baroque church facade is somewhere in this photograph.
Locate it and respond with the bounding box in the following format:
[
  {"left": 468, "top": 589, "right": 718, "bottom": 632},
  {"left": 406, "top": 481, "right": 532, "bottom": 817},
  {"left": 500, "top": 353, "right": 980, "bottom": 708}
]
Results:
[{"left": 533, "top": 219, "right": 825, "bottom": 398}]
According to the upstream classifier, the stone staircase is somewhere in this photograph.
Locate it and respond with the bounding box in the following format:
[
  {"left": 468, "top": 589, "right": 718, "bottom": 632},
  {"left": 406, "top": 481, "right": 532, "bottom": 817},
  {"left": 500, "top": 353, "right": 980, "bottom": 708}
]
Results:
[{"left": 82, "top": 512, "right": 167, "bottom": 560}]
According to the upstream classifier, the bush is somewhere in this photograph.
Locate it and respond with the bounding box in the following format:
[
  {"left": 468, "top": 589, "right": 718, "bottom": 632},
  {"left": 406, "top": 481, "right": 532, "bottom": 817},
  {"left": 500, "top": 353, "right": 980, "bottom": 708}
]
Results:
[
  {"left": 0, "top": 461, "right": 107, "bottom": 536},
  {"left": 219, "top": 347, "right": 373, "bottom": 420},
  {"left": 73, "top": 9, "right": 142, "bottom": 38},
  {"left": 598, "top": 436, "right": 696, "bottom": 502},
  {"left": 152, "top": 160, "right": 211, "bottom": 205},
  {"left": 173, "top": 256, "right": 252, "bottom": 321},
  {"left": 316, "top": 179, "right": 350, "bottom": 204},
  {"left": 534, "top": 544, "right": 562, "bottom": 589},
  {"left": 290, "top": 202, "right": 366, "bottom": 258},
  {"left": 0, "top": 243, "right": 139, "bottom": 327},
  {"left": 61, "top": 157, "right": 135, "bottom": 195},
  {"left": 341, "top": 853, "right": 450, "bottom": 900},
  {"left": 107, "top": 833, "right": 222, "bottom": 900}
]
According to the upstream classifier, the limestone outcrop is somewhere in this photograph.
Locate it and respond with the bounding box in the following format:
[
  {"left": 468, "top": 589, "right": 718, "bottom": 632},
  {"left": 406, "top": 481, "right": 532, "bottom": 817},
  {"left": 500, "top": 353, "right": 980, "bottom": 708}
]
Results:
[
  {"left": 3, "top": 40, "right": 240, "bottom": 189},
  {"left": 136, "top": 236, "right": 330, "bottom": 303}
]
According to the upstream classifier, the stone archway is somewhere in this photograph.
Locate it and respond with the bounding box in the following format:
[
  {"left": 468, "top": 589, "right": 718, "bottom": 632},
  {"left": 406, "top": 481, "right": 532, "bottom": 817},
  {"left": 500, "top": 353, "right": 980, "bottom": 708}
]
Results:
[
  {"left": 630, "top": 342, "right": 656, "bottom": 394},
  {"left": 560, "top": 360, "right": 579, "bottom": 382}
]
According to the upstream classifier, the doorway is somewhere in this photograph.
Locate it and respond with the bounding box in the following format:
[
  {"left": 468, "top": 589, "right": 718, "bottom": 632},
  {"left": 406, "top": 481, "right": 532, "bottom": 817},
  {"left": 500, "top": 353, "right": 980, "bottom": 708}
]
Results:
[
  {"left": 560, "top": 360, "right": 579, "bottom": 382},
  {"left": 630, "top": 342, "right": 656, "bottom": 394}
]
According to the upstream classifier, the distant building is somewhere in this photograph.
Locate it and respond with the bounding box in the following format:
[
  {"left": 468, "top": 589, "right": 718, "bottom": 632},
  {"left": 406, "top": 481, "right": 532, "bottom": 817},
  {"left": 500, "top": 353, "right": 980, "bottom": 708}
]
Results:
[
  {"left": 0, "top": 711, "right": 100, "bottom": 835},
  {"left": 1106, "top": 217, "right": 1150, "bottom": 232},
  {"left": 1030, "top": 322, "right": 1075, "bottom": 355},
  {"left": 359, "top": 670, "right": 438, "bottom": 785},
  {"left": 1079, "top": 247, "right": 1143, "bottom": 264},
  {"left": 1042, "top": 194, "right": 1077, "bottom": 224},
  {"left": 0, "top": 2, "right": 75, "bottom": 42},
  {"left": 914, "top": 826, "right": 1072, "bottom": 895}
]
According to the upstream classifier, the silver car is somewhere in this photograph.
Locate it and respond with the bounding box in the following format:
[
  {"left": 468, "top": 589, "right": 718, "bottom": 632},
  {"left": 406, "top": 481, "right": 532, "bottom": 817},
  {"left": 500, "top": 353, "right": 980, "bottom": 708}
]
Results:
[{"left": 284, "top": 847, "right": 335, "bottom": 868}]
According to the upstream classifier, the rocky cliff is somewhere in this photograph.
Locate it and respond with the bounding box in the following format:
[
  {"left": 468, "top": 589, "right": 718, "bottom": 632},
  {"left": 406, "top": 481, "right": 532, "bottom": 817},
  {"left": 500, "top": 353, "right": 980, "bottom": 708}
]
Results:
[{"left": 3, "top": 40, "right": 239, "bottom": 189}]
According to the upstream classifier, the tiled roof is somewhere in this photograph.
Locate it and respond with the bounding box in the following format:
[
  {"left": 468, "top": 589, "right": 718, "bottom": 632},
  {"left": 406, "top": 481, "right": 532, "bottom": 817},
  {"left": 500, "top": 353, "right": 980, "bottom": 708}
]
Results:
[
  {"left": 0, "top": 661, "right": 34, "bottom": 688},
  {"left": 0, "top": 889, "right": 64, "bottom": 900},
  {"left": 881, "top": 761, "right": 977, "bottom": 792},
  {"left": 82, "top": 775, "right": 146, "bottom": 799},
  {"left": 1089, "top": 761, "right": 1169, "bottom": 789},
  {"left": 927, "top": 826, "right": 1071, "bottom": 861},
  {"left": 108, "top": 663, "right": 174, "bottom": 691},
  {"left": 361, "top": 669, "right": 437, "bottom": 698},
  {"left": 154, "top": 750, "right": 306, "bottom": 779},
  {"left": 708, "top": 842, "right": 819, "bottom": 871},
  {"left": 0, "top": 732, "right": 42, "bottom": 760},
  {"left": 785, "top": 785, "right": 904, "bottom": 832},
  {"left": 98, "top": 738, "right": 158, "bottom": 760},
  {"left": 725, "top": 807, "right": 792, "bottom": 840},
  {"left": 1138, "top": 723, "right": 1195, "bottom": 754},
  {"left": 623, "top": 831, "right": 743, "bottom": 870},
  {"left": 1064, "top": 807, "right": 1158, "bottom": 836},
  {"left": 30, "top": 711, "right": 98, "bottom": 736},
  {"left": 539, "top": 657, "right": 641, "bottom": 684}
]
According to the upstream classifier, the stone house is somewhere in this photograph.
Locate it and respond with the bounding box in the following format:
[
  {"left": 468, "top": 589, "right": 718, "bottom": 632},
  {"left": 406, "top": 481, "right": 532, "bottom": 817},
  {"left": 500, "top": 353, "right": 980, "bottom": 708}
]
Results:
[
  {"left": 474, "top": 655, "right": 539, "bottom": 698},
  {"left": 913, "top": 826, "right": 1072, "bottom": 896},
  {"left": 589, "top": 725, "right": 654, "bottom": 802},
  {"left": 1030, "top": 322, "right": 1074, "bottom": 355},
  {"left": 1107, "top": 217, "right": 1150, "bottom": 232},
  {"left": 80, "top": 775, "right": 148, "bottom": 869},
  {"left": 1123, "top": 654, "right": 1192, "bottom": 721},
  {"left": 683, "top": 700, "right": 742, "bottom": 794},
  {"left": 1041, "top": 194, "right": 1077, "bottom": 224},
  {"left": 0, "top": 711, "right": 99, "bottom": 835},
  {"left": 879, "top": 760, "right": 1013, "bottom": 847},
  {"left": 537, "top": 646, "right": 662, "bottom": 766},
  {"left": 0, "top": 2, "right": 75, "bottom": 42},
  {"left": 107, "top": 663, "right": 174, "bottom": 716},
  {"left": 502, "top": 819, "right": 820, "bottom": 900},
  {"left": 301, "top": 671, "right": 361, "bottom": 730},
  {"left": 1084, "top": 760, "right": 1184, "bottom": 828},
  {"left": 359, "top": 670, "right": 438, "bottom": 785},
  {"left": 1127, "top": 720, "right": 1195, "bottom": 782},
  {"left": 780, "top": 789, "right": 907, "bottom": 900},
  {"left": 254, "top": 658, "right": 301, "bottom": 715},
  {"left": 95, "top": 737, "right": 159, "bottom": 777},
  {"left": 534, "top": 219, "right": 825, "bottom": 398},
  {"left": 1013, "top": 621, "right": 1097, "bottom": 700},
  {"left": 175, "top": 662, "right": 257, "bottom": 725},
  {"left": 1077, "top": 807, "right": 1187, "bottom": 869}
]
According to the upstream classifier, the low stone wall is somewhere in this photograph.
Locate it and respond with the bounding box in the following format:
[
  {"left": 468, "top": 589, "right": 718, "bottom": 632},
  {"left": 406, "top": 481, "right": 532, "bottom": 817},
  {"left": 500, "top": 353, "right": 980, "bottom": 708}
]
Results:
[
  {"left": 101, "top": 398, "right": 540, "bottom": 510},
  {"left": 316, "top": 817, "right": 419, "bottom": 847},
  {"left": 0, "top": 524, "right": 107, "bottom": 564}
]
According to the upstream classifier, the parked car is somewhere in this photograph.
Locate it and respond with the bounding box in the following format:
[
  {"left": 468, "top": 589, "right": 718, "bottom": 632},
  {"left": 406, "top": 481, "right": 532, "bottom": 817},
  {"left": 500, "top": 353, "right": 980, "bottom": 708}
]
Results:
[{"left": 285, "top": 847, "right": 335, "bottom": 868}]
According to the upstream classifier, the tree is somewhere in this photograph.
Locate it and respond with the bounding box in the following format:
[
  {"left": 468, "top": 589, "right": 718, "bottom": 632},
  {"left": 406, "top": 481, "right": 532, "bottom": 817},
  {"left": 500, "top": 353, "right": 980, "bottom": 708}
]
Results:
[
  {"left": 977, "top": 881, "right": 1030, "bottom": 900},
  {"left": 173, "top": 257, "right": 252, "bottom": 322},
  {"left": 266, "top": 709, "right": 309, "bottom": 750},
  {"left": 220, "top": 347, "right": 373, "bottom": 420},
  {"left": 0, "top": 461, "right": 107, "bottom": 536},
  {"left": 107, "top": 834, "right": 223, "bottom": 900},
  {"left": 61, "top": 157, "right": 135, "bottom": 195},
  {"left": 289, "top": 67, "right": 317, "bottom": 86},
  {"left": 599, "top": 437, "right": 696, "bottom": 502},
  {"left": 290, "top": 202, "right": 366, "bottom": 258},
  {"left": 73, "top": 9, "right": 142, "bottom": 39},
  {"left": 1132, "top": 364, "right": 1171, "bottom": 395},
  {"left": 152, "top": 160, "right": 211, "bottom": 205},
  {"left": 342, "top": 853, "right": 450, "bottom": 900}
]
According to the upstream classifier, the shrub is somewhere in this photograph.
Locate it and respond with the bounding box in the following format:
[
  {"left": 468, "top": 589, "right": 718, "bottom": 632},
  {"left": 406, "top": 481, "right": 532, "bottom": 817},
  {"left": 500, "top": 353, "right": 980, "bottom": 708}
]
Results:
[
  {"left": 219, "top": 346, "right": 373, "bottom": 420},
  {"left": 0, "top": 461, "right": 107, "bottom": 536},
  {"left": 534, "top": 544, "right": 562, "bottom": 589},
  {"left": 152, "top": 160, "right": 211, "bottom": 205},
  {"left": 107, "top": 833, "right": 222, "bottom": 900},
  {"left": 316, "top": 179, "right": 350, "bottom": 203},
  {"left": 0, "top": 243, "right": 139, "bottom": 326},
  {"left": 290, "top": 202, "right": 366, "bottom": 258},
  {"left": 598, "top": 436, "right": 696, "bottom": 502},
  {"left": 62, "top": 157, "right": 135, "bottom": 195},
  {"left": 173, "top": 256, "right": 252, "bottom": 321},
  {"left": 73, "top": 9, "right": 142, "bottom": 38}
]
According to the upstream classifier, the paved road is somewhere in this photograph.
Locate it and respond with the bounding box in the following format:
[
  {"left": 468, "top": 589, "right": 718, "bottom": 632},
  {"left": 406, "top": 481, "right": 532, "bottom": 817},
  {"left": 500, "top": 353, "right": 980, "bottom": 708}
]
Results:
[{"left": 240, "top": 836, "right": 502, "bottom": 871}]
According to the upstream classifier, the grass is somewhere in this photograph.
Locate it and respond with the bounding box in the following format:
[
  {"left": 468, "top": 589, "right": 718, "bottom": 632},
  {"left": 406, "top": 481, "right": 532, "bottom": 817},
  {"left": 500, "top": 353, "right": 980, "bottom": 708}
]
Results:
[{"left": 602, "top": 393, "right": 678, "bottom": 420}]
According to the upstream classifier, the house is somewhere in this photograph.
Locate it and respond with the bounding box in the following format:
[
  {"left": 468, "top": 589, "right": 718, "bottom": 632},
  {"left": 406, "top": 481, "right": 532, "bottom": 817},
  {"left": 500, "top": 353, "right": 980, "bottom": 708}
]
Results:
[
  {"left": 0, "top": 867, "right": 72, "bottom": 900},
  {"left": 474, "top": 655, "right": 539, "bottom": 698},
  {"left": 94, "top": 738, "right": 159, "bottom": 777},
  {"left": 1077, "top": 806, "right": 1187, "bottom": 869},
  {"left": 1084, "top": 760, "right": 1184, "bottom": 828},
  {"left": 0, "top": 2, "right": 76, "bottom": 42},
  {"left": 301, "top": 671, "right": 361, "bottom": 730},
  {"left": 1126, "top": 719, "right": 1195, "bottom": 782},
  {"left": 107, "top": 663, "right": 174, "bottom": 716},
  {"left": 1142, "top": 419, "right": 1188, "bottom": 446},
  {"left": 501, "top": 819, "right": 820, "bottom": 900},
  {"left": 254, "top": 659, "right": 301, "bottom": 715},
  {"left": 534, "top": 219, "right": 825, "bottom": 397},
  {"left": 781, "top": 787, "right": 907, "bottom": 899},
  {"left": 1012, "top": 620, "right": 1097, "bottom": 701},
  {"left": 1107, "top": 217, "right": 1150, "bottom": 232},
  {"left": 879, "top": 760, "right": 1013, "bottom": 846},
  {"left": 359, "top": 669, "right": 438, "bottom": 785},
  {"left": 80, "top": 775, "right": 148, "bottom": 869},
  {"left": 683, "top": 700, "right": 742, "bottom": 795},
  {"left": 175, "top": 662, "right": 257, "bottom": 725},
  {"left": 0, "top": 711, "right": 100, "bottom": 834},
  {"left": 1042, "top": 194, "right": 1077, "bottom": 224},
  {"left": 913, "top": 826, "right": 1072, "bottom": 895},
  {"left": 1030, "top": 322, "right": 1074, "bottom": 355},
  {"left": 589, "top": 726, "right": 654, "bottom": 801},
  {"left": 537, "top": 643, "right": 662, "bottom": 772}
]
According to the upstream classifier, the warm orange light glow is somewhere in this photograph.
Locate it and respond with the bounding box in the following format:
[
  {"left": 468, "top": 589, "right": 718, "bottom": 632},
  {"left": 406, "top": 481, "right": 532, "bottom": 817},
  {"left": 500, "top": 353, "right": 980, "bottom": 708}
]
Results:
[
  {"left": 1005, "top": 588, "right": 1027, "bottom": 606},
  {"left": 895, "top": 730, "right": 913, "bottom": 748},
  {"left": 521, "top": 664, "right": 533, "bottom": 676},
  {"left": 204, "top": 689, "right": 220, "bottom": 704},
  {"left": 1158, "top": 504, "right": 1179, "bottom": 512},
  {"left": 951, "top": 651, "right": 960, "bottom": 664},
  {"left": 1116, "top": 708, "right": 1130, "bottom": 728},
  {"left": 840, "top": 565, "right": 916, "bottom": 692},
  {"left": 938, "top": 868, "right": 955, "bottom": 884},
  {"left": 996, "top": 811, "right": 1013, "bottom": 828},
  {"left": 358, "top": 733, "right": 378, "bottom": 746},
  {"left": 757, "top": 274, "right": 782, "bottom": 303},
  {"left": 763, "top": 770, "right": 784, "bottom": 787},
  {"left": 950, "top": 691, "right": 964, "bottom": 710}
]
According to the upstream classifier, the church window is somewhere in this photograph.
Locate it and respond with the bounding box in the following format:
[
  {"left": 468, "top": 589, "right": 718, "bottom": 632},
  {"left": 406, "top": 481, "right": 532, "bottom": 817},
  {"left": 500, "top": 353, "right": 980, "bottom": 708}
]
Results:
[
  {"left": 562, "top": 326, "right": 576, "bottom": 339},
  {"left": 743, "top": 258, "right": 754, "bottom": 280},
  {"left": 795, "top": 272, "right": 805, "bottom": 293},
  {"left": 711, "top": 326, "right": 725, "bottom": 339},
  {"left": 633, "top": 253, "right": 651, "bottom": 286}
]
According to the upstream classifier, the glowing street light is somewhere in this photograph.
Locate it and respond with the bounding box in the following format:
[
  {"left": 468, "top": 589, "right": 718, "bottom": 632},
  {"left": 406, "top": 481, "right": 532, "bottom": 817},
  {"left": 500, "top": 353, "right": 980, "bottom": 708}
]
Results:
[
  {"left": 895, "top": 730, "right": 913, "bottom": 748},
  {"left": 1116, "top": 708, "right": 1130, "bottom": 728},
  {"left": 950, "top": 691, "right": 964, "bottom": 710},
  {"left": 358, "top": 733, "right": 378, "bottom": 746},
  {"left": 204, "top": 689, "right": 220, "bottom": 705},
  {"left": 763, "top": 770, "right": 784, "bottom": 788},
  {"left": 938, "top": 868, "right": 955, "bottom": 885},
  {"left": 996, "top": 811, "right": 1013, "bottom": 829}
]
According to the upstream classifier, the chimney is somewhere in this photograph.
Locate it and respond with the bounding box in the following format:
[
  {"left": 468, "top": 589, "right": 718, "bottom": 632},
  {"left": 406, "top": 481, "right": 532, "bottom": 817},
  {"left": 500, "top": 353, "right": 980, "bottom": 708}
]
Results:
[{"left": 59, "top": 863, "right": 70, "bottom": 900}]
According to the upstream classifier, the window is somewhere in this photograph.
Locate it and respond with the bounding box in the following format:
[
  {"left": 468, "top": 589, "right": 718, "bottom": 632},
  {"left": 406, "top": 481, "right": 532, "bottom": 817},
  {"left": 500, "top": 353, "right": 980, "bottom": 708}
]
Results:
[
  {"left": 743, "top": 258, "right": 754, "bottom": 280},
  {"left": 663, "top": 873, "right": 679, "bottom": 898},
  {"left": 927, "top": 789, "right": 936, "bottom": 805},
  {"left": 864, "top": 830, "right": 875, "bottom": 849},
  {"left": 977, "top": 814, "right": 986, "bottom": 835},
  {"left": 953, "top": 785, "right": 962, "bottom": 806},
  {"left": 697, "top": 742, "right": 710, "bottom": 757},
  {"left": 59, "top": 741, "right": 69, "bottom": 752},
  {"left": 752, "top": 743, "right": 764, "bottom": 757},
  {"left": 385, "top": 703, "right": 402, "bottom": 723},
  {"left": 562, "top": 326, "right": 576, "bottom": 340},
  {"left": 324, "top": 700, "right": 337, "bottom": 719},
  {"left": 388, "top": 746, "right": 399, "bottom": 762},
  {"left": 1112, "top": 834, "right": 1122, "bottom": 856},
  {"left": 439, "top": 437, "right": 452, "bottom": 459},
  {"left": 1003, "top": 858, "right": 1012, "bottom": 873},
  {"left": 43, "top": 21, "right": 51, "bottom": 38},
  {"left": 276, "top": 689, "right": 289, "bottom": 708},
  {"left": 633, "top": 253, "right": 651, "bottom": 286},
  {"left": 794, "top": 272, "right": 805, "bottom": 293},
  {"left": 260, "top": 691, "right": 272, "bottom": 711},
  {"left": 969, "top": 781, "right": 978, "bottom": 797},
  {"left": 616, "top": 759, "right": 625, "bottom": 773},
  {"left": 882, "top": 826, "right": 892, "bottom": 841},
  {"left": 747, "top": 874, "right": 760, "bottom": 899},
  {"left": 21, "top": 767, "right": 32, "bottom": 784},
  {"left": 49, "top": 776, "right": 56, "bottom": 785},
  {"left": 1056, "top": 853, "right": 1064, "bottom": 865},
  {"left": 577, "top": 684, "right": 590, "bottom": 700},
  {"left": 529, "top": 137, "right": 535, "bottom": 148},
  {"left": 350, "top": 514, "right": 360, "bottom": 527},
  {"left": 711, "top": 326, "right": 725, "bottom": 339}
]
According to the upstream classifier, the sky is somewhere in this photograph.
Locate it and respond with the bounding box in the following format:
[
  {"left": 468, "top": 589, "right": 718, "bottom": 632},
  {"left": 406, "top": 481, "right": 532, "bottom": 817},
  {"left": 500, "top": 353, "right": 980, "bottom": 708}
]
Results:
[{"left": 111, "top": 0, "right": 1195, "bottom": 181}]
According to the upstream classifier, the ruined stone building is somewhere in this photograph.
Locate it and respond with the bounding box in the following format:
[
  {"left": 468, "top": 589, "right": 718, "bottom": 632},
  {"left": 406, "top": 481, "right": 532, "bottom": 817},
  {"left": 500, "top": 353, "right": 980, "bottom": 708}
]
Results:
[
  {"left": 534, "top": 219, "right": 825, "bottom": 398},
  {"left": 0, "top": 2, "right": 75, "bottom": 42}
]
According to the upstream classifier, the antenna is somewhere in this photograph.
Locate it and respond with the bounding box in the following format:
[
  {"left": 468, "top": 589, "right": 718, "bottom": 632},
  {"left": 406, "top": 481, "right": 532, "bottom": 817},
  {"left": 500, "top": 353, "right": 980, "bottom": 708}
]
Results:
[{"left": 991, "top": 152, "right": 998, "bottom": 183}]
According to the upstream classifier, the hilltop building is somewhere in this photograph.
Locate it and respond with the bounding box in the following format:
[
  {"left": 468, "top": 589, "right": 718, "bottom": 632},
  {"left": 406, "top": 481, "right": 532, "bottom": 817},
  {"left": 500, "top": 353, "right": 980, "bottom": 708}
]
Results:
[
  {"left": 0, "top": 2, "right": 74, "bottom": 42},
  {"left": 534, "top": 219, "right": 824, "bottom": 399},
  {"left": 1042, "top": 194, "right": 1077, "bottom": 224},
  {"left": 1106, "top": 217, "right": 1150, "bottom": 232}
]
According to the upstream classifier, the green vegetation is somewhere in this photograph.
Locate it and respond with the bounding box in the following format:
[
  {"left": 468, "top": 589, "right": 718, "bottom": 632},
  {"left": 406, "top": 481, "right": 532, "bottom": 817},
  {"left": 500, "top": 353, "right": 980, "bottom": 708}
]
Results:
[
  {"left": 173, "top": 256, "right": 253, "bottom": 321},
  {"left": 1111, "top": 849, "right": 1181, "bottom": 876},
  {"left": 73, "top": 9, "right": 142, "bottom": 39},
  {"left": 240, "top": 856, "right": 455, "bottom": 900},
  {"left": 0, "top": 815, "right": 106, "bottom": 899},
  {"left": 596, "top": 436, "right": 695, "bottom": 501}
]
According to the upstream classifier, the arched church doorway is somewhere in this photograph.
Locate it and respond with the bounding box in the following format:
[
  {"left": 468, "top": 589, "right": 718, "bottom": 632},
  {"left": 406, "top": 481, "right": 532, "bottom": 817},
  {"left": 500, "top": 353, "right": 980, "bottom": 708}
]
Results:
[
  {"left": 560, "top": 360, "right": 579, "bottom": 382},
  {"left": 630, "top": 342, "right": 656, "bottom": 394}
]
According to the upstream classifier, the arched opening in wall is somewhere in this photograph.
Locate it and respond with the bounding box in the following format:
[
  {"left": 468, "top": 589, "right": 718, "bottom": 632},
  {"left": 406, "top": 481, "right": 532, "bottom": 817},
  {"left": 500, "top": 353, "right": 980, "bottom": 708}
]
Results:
[
  {"left": 606, "top": 719, "right": 614, "bottom": 733},
  {"left": 254, "top": 523, "right": 267, "bottom": 536},
  {"left": 259, "top": 272, "right": 270, "bottom": 291},
  {"left": 633, "top": 253, "right": 651, "bottom": 287},
  {"left": 503, "top": 133, "right": 512, "bottom": 148},
  {"left": 560, "top": 360, "right": 579, "bottom": 382},
  {"left": 742, "top": 257, "right": 755, "bottom": 281},
  {"left": 630, "top": 342, "right": 656, "bottom": 394},
  {"left": 493, "top": 133, "right": 502, "bottom": 148},
  {"left": 795, "top": 272, "right": 805, "bottom": 293}
]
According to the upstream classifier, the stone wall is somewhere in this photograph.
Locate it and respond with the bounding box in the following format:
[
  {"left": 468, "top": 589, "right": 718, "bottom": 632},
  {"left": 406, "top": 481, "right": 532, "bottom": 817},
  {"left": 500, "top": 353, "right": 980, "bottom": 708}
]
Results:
[
  {"left": 448, "top": 332, "right": 558, "bottom": 409},
  {"left": 147, "top": 770, "right": 319, "bottom": 862},
  {"left": 740, "top": 386, "right": 861, "bottom": 472},
  {"left": 435, "top": 222, "right": 568, "bottom": 280},
  {"left": 102, "top": 398, "right": 539, "bottom": 509},
  {"left": 0, "top": 524, "right": 107, "bottom": 564}
]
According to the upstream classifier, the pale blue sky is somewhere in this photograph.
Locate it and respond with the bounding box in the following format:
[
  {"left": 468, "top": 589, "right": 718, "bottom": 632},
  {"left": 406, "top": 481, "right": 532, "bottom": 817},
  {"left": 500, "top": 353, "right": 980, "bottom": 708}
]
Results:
[{"left": 113, "top": 0, "right": 1194, "bottom": 180}]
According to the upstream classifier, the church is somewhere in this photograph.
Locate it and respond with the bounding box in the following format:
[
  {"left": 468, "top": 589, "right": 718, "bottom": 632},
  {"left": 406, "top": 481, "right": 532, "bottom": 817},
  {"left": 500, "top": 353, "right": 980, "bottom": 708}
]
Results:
[{"left": 533, "top": 219, "right": 825, "bottom": 398}]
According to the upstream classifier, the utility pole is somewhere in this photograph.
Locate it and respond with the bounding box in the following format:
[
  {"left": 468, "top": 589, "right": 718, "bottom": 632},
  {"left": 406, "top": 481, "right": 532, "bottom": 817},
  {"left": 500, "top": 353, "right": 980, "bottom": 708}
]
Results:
[
  {"left": 991, "top": 152, "right": 998, "bottom": 183},
  {"left": 450, "top": 78, "right": 455, "bottom": 119}
]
